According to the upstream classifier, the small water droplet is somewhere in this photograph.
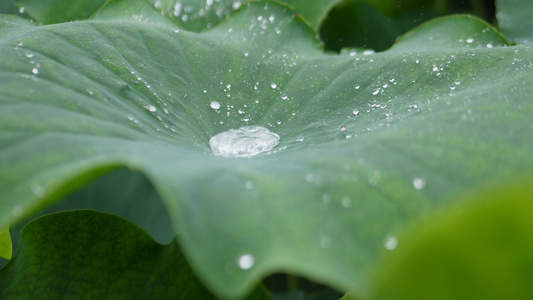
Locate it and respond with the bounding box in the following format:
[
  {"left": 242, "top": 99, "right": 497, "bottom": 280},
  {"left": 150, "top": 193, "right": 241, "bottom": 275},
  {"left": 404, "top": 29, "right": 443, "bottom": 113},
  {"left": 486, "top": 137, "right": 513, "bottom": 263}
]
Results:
[
  {"left": 341, "top": 197, "right": 351, "bottom": 208},
  {"left": 209, "top": 125, "right": 280, "bottom": 157},
  {"left": 31, "top": 184, "right": 45, "bottom": 197},
  {"left": 244, "top": 181, "right": 255, "bottom": 191},
  {"left": 372, "top": 88, "right": 380, "bottom": 95},
  {"left": 12, "top": 205, "right": 23, "bottom": 217},
  {"left": 412, "top": 177, "right": 426, "bottom": 190},
  {"left": 355, "top": 85, "right": 360, "bottom": 90},
  {"left": 322, "top": 193, "right": 332, "bottom": 204},
  {"left": 210, "top": 101, "right": 221, "bottom": 110},
  {"left": 31, "top": 67, "right": 39, "bottom": 75},
  {"left": 270, "top": 82, "right": 277, "bottom": 89},
  {"left": 353, "top": 109, "right": 359, "bottom": 116},
  {"left": 237, "top": 254, "right": 255, "bottom": 270},
  {"left": 144, "top": 105, "right": 157, "bottom": 112},
  {"left": 466, "top": 38, "right": 474, "bottom": 44},
  {"left": 340, "top": 125, "right": 346, "bottom": 132},
  {"left": 384, "top": 236, "right": 398, "bottom": 250},
  {"left": 19, "top": 7, "right": 25, "bottom": 13},
  {"left": 320, "top": 236, "right": 332, "bottom": 248}
]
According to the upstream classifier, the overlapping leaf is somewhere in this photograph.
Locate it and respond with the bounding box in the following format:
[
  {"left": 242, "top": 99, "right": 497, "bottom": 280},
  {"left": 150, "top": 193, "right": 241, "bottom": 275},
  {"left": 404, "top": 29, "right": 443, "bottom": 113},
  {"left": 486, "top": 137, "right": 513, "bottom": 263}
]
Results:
[
  {"left": 1, "top": 1, "right": 533, "bottom": 299},
  {"left": 366, "top": 180, "right": 533, "bottom": 300},
  {"left": 497, "top": 0, "right": 533, "bottom": 44},
  {"left": 0, "top": 210, "right": 271, "bottom": 299}
]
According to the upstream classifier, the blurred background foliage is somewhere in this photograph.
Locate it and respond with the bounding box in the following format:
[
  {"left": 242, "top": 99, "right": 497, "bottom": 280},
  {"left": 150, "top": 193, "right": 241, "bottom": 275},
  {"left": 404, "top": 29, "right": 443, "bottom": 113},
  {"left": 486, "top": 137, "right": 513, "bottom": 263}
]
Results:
[
  {"left": 1, "top": 0, "right": 497, "bottom": 52},
  {"left": 320, "top": 0, "right": 496, "bottom": 52}
]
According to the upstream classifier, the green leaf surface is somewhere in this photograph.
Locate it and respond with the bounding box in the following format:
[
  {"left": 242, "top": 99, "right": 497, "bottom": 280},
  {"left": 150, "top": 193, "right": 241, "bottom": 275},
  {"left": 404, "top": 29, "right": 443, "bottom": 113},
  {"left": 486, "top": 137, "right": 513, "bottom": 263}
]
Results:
[
  {"left": 1, "top": 1, "right": 533, "bottom": 299},
  {"left": 366, "top": 180, "right": 533, "bottom": 300},
  {"left": 0, "top": 210, "right": 271, "bottom": 299},
  {"left": 14, "top": 0, "right": 108, "bottom": 24},
  {"left": 497, "top": 0, "right": 533, "bottom": 44},
  {"left": 0, "top": 226, "right": 10, "bottom": 260}
]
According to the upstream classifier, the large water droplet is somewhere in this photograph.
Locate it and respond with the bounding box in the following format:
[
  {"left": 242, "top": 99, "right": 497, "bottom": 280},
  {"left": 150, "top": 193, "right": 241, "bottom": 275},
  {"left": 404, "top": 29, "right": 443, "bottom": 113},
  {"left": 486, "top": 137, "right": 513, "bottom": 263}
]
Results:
[
  {"left": 237, "top": 253, "right": 255, "bottom": 270},
  {"left": 209, "top": 125, "right": 280, "bottom": 157}
]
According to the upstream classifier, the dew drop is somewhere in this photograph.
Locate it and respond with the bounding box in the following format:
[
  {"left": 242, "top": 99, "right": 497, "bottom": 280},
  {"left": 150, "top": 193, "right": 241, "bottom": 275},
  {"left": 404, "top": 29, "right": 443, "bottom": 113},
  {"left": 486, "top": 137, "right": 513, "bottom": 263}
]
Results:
[
  {"left": 237, "top": 254, "right": 255, "bottom": 270},
  {"left": 209, "top": 125, "right": 280, "bottom": 157},
  {"left": 466, "top": 38, "right": 474, "bottom": 44},
  {"left": 320, "top": 236, "right": 332, "bottom": 248},
  {"left": 322, "top": 193, "right": 332, "bottom": 204},
  {"left": 340, "top": 125, "right": 346, "bottom": 132},
  {"left": 31, "top": 67, "right": 39, "bottom": 75},
  {"left": 341, "top": 197, "right": 352, "bottom": 208},
  {"left": 245, "top": 181, "right": 254, "bottom": 190},
  {"left": 12, "top": 205, "right": 23, "bottom": 217},
  {"left": 412, "top": 177, "right": 426, "bottom": 190},
  {"left": 270, "top": 82, "right": 277, "bottom": 89},
  {"left": 355, "top": 85, "right": 360, "bottom": 90},
  {"left": 384, "top": 236, "right": 398, "bottom": 250},
  {"left": 210, "top": 101, "right": 221, "bottom": 110},
  {"left": 372, "top": 88, "right": 380, "bottom": 95},
  {"left": 144, "top": 105, "right": 157, "bottom": 112},
  {"left": 31, "top": 184, "right": 45, "bottom": 197},
  {"left": 353, "top": 109, "right": 360, "bottom": 116}
]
